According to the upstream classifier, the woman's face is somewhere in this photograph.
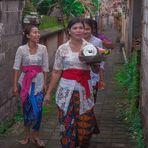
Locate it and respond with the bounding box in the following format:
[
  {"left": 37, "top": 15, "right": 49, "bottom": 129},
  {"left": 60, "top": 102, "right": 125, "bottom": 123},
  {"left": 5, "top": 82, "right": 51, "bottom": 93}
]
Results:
[
  {"left": 27, "top": 27, "right": 40, "bottom": 44},
  {"left": 84, "top": 23, "right": 92, "bottom": 40},
  {"left": 68, "top": 22, "right": 84, "bottom": 40}
]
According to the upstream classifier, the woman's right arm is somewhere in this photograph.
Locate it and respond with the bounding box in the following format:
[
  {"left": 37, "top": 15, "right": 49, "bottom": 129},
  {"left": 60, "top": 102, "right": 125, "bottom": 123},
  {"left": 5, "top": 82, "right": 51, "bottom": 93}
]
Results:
[
  {"left": 44, "top": 70, "right": 62, "bottom": 105},
  {"left": 12, "top": 47, "right": 22, "bottom": 96},
  {"left": 44, "top": 45, "right": 64, "bottom": 105},
  {"left": 12, "top": 69, "right": 19, "bottom": 96}
]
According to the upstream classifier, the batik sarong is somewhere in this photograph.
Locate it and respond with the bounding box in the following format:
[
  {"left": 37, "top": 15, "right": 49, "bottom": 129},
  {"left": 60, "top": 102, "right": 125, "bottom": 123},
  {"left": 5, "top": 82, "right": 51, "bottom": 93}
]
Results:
[
  {"left": 57, "top": 91, "right": 98, "bottom": 148},
  {"left": 22, "top": 82, "right": 44, "bottom": 131}
]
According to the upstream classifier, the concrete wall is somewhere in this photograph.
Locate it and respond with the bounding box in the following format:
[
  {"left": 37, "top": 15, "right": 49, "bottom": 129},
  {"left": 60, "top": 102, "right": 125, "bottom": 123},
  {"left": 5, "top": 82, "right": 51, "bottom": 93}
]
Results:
[
  {"left": 121, "top": 0, "right": 133, "bottom": 56},
  {"left": 141, "top": 0, "right": 148, "bottom": 146},
  {"left": 132, "top": 0, "right": 142, "bottom": 39},
  {"left": 121, "top": 0, "right": 142, "bottom": 56},
  {"left": 127, "top": 0, "right": 133, "bottom": 56},
  {"left": 40, "top": 29, "right": 66, "bottom": 74},
  {"left": 0, "top": 0, "right": 25, "bottom": 122}
]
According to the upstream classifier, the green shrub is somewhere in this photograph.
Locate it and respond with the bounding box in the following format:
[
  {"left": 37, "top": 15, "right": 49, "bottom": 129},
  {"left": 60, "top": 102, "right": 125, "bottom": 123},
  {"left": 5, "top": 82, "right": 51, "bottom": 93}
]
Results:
[
  {"left": 23, "top": 0, "right": 37, "bottom": 16},
  {"left": 39, "top": 15, "right": 63, "bottom": 30},
  {"left": 115, "top": 50, "right": 145, "bottom": 148},
  {"left": 0, "top": 103, "right": 22, "bottom": 136}
]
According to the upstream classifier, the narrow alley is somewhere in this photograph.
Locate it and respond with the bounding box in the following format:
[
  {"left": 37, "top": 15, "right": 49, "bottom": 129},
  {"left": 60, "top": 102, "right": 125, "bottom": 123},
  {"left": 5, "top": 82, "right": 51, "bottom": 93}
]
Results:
[
  {"left": 89, "top": 28, "right": 136, "bottom": 148},
  {"left": 0, "top": 27, "right": 136, "bottom": 148}
]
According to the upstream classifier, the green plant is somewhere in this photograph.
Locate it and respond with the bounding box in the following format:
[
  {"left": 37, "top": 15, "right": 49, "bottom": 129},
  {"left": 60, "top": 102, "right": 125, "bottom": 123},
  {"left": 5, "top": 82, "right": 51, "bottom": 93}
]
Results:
[
  {"left": 32, "top": 0, "right": 101, "bottom": 28},
  {"left": 115, "top": 50, "right": 145, "bottom": 148},
  {"left": 32, "top": 0, "right": 85, "bottom": 17},
  {"left": 39, "top": 16, "right": 63, "bottom": 30},
  {"left": 23, "top": 0, "right": 37, "bottom": 16},
  {"left": 32, "top": 0, "right": 56, "bottom": 15},
  {"left": 89, "top": 0, "right": 101, "bottom": 16},
  {"left": 63, "top": 0, "right": 85, "bottom": 18},
  {"left": 0, "top": 102, "right": 22, "bottom": 136},
  {"left": 115, "top": 51, "right": 140, "bottom": 101}
]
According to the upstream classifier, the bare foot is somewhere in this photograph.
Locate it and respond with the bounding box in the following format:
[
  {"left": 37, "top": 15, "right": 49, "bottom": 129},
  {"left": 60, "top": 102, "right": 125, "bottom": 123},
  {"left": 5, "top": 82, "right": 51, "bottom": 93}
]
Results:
[
  {"left": 19, "top": 138, "right": 30, "bottom": 144},
  {"left": 32, "top": 138, "right": 45, "bottom": 147}
]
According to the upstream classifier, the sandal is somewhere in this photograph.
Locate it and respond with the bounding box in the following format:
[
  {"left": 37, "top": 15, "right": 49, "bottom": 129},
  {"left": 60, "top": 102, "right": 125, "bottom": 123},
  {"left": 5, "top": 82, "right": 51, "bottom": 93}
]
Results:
[
  {"left": 19, "top": 137, "right": 30, "bottom": 144},
  {"left": 31, "top": 138, "right": 45, "bottom": 147}
]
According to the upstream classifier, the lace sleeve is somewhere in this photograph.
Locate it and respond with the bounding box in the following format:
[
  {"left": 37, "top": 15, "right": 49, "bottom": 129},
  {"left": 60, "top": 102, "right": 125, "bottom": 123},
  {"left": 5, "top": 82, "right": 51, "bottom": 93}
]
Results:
[
  {"left": 42, "top": 46, "right": 49, "bottom": 72},
  {"left": 53, "top": 47, "right": 64, "bottom": 70},
  {"left": 13, "top": 47, "right": 22, "bottom": 70}
]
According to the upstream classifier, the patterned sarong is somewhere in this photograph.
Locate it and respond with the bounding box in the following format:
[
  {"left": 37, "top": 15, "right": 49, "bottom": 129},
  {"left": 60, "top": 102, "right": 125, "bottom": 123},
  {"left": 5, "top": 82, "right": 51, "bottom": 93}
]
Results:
[
  {"left": 23, "top": 82, "right": 44, "bottom": 131},
  {"left": 57, "top": 91, "right": 98, "bottom": 148}
]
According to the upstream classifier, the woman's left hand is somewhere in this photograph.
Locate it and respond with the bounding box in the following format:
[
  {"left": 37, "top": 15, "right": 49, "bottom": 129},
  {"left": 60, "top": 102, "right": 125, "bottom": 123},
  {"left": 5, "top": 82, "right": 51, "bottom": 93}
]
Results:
[
  {"left": 12, "top": 85, "right": 18, "bottom": 97},
  {"left": 43, "top": 93, "right": 51, "bottom": 106},
  {"left": 43, "top": 84, "right": 47, "bottom": 93},
  {"left": 90, "top": 63, "right": 100, "bottom": 73},
  {"left": 98, "top": 80, "right": 105, "bottom": 89}
]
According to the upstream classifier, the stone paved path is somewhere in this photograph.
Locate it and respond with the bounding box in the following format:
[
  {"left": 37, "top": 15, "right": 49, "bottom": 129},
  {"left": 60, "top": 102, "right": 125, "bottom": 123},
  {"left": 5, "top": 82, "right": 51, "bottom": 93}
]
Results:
[
  {"left": 0, "top": 27, "right": 136, "bottom": 148},
  {"left": 89, "top": 28, "right": 136, "bottom": 148}
]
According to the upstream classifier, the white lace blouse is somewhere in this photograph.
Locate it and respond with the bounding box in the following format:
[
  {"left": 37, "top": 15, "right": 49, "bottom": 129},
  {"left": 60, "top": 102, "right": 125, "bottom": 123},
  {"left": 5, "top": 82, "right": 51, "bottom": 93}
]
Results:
[
  {"left": 54, "top": 40, "right": 95, "bottom": 115},
  {"left": 13, "top": 43, "right": 49, "bottom": 95}
]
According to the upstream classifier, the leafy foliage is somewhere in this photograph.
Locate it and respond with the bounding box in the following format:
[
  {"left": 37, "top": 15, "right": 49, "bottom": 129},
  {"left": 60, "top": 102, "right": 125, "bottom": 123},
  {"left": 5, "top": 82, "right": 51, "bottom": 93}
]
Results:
[
  {"left": 23, "top": 0, "right": 37, "bottom": 15},
  {"left": 0, "top": 102, "right": 22, "bottom": 136},
  {"left": 115, "top": 51, "right": 145, "bottom": 148},
  {"left": 31, "top": 0, "right": 85, "bottom": 17},
  {"left": 62, "top": 0, "right": 85, "bottom": 17},
  {"left": 39, "top": 15, "right": 63, "bottom": 30},
  {"left": 115, "top": 51, "right": 140, "bottom": 101},
  {"left": 31, "top": 0, "right": 101, "bottom": 18},
  {"left": 90, "top": 0, "right": 100, "bottom": 15},
  {"left": 32, "top": 0, "right": 57, "bottom": 15}
]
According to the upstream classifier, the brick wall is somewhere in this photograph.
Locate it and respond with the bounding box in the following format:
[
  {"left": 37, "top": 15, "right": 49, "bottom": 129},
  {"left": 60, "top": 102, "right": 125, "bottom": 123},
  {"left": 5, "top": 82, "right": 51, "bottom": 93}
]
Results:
[{"left": 40, "top": 29, "right": 66, "bottom": 74}]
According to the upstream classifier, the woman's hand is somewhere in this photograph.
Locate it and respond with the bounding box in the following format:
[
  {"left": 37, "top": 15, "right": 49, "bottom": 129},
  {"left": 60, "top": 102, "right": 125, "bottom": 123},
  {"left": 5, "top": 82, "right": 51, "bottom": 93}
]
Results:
[
  {"left": 98, "top": 80, "right": 105, "bottom": 89},
  {"left": 12, "top": 69, "right": 19, "bottom": 97},
  {"left": 43, "top": 93, "right": 51, "bottom": 106},
  {"left": 43, "top": 70, "right": 62, "bottom": 106},
  {"left": 12, "top": 85, "right": 18, "bottom": 97},
  {"left": 43, "top": 83, "right": 47, "bottom": 93},
  {"left": 90, "top": 63, "right": 100, "bottom": 73}
]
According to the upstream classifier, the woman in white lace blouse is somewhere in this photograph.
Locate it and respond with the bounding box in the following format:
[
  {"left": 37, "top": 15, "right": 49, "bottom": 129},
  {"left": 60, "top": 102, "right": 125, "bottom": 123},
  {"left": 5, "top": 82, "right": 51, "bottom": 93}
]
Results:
[
  {"left": 44, "top": 17, "right": 99, "bottom": 148},
  {"left": 83, "top": 18, "right": 105, "bottom": 102},
  {"left": 12, "top": 24, "right": 49, "bottom": 147}
]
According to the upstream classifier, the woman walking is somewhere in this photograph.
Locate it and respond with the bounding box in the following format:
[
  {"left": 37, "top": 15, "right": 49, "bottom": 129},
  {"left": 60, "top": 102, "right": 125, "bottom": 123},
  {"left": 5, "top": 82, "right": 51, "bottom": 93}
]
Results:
[
  {"left": 12, "top": 24, "right": 49, "bottom": 147},
  {"left": 44, "top": 17, "right": 99, "bottom": 148},
  {"left": 83, "top": 18, "right": 105, "bottom": 103}
]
